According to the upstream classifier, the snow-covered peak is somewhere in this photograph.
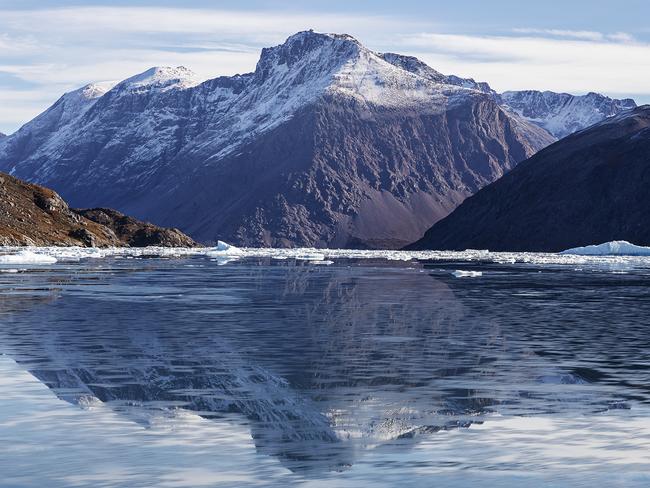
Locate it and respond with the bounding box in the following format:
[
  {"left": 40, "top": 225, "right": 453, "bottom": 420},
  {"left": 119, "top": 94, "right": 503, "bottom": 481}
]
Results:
[
  {"left": 444, "top": 75, "right": 494, "bottom": 94},
  {"left": 253, "top": 30, "right": 363, "bottom": 84},
  {"left": 58, "top": 81, "right": 116, "bottom": 114},
  {"left": 73, "top": 81, "right": 117, "bottom": 100},
  {"left": 117, "top": 66, "right": 200, "bottom": 92},
  {"left": 379, "top": 53, "right": 447, "bottom": 83},
  {"left": 249, "top": 30, "right": 487, "bottom": 113},
  {"left": 380, "top": 53, "right": 494, "bottom": 95}
]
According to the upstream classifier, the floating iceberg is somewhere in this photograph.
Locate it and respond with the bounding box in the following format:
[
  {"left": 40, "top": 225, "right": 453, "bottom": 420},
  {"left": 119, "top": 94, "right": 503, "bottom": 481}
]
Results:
[
  {"left": 205, "top": 241, "right": 243, "bottom": 257},
  {"left": 560, "top": 241, "right": 650, "bottom": 256},
  {"left": 451, "top": 270, "right": 482, "bottom": 278},
  {"left": 0, "top": 250, "right": 57, "bottom": 264}
]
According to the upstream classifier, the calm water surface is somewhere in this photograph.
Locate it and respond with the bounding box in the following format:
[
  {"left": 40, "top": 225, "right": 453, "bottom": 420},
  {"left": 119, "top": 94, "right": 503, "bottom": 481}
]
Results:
[{"left": 1, "top": 255, "right": 650, "bottom": 487}]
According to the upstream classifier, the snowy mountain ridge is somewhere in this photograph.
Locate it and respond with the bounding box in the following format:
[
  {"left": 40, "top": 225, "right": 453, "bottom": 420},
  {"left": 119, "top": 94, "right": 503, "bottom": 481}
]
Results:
[
  {"left": 1, "top": 31, "right": 495, "bottom": 180},
  {"left": 500, "top": 90, "right": 636, "bottom": 138},
  {"left": 0, "top": 30, "right": 637, "bottom": 247}
]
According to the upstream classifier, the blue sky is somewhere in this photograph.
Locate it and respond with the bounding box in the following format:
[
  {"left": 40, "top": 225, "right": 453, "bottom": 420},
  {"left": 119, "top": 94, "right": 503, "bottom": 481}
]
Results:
[{"left": 1, "top": 0, "right": 649, "bottom": 134}]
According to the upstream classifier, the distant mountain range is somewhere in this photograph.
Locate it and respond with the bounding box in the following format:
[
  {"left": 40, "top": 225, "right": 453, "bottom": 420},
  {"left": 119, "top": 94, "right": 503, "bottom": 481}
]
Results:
[
  {"left": 499, "top": 90, "right": 635, "bottom": 139},
  {"left": 0, "top": 31, "right": 635, "bottom": 248},
  {"left": 409, "top": 106, "right": 650, "bottom": 252}
]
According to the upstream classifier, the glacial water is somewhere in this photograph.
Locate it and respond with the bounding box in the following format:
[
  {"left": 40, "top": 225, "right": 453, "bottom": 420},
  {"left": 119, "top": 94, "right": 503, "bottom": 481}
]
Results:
[{"left": 1, "top": 252, "right": 650, "bottom": 487}]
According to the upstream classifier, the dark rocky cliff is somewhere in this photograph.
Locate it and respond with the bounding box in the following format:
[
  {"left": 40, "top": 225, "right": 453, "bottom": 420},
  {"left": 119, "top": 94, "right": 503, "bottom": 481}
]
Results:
[{"left": 409, "top": 106, "right": 650, "bottom": 252}]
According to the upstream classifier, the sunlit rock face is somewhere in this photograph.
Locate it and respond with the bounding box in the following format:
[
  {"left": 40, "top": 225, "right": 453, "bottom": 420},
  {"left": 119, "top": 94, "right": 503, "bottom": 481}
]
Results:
[{"left": 0, "top": 171, "right": 198, "bottom": 247}]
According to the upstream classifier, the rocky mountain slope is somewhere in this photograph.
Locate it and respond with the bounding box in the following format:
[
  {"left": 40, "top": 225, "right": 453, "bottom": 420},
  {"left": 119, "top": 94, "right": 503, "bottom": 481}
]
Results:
[
  {"left": 0, "top": 171, "right": 197, "bottom": 247},
  {"left": 76, "top": 208, "right": 198, "bottom": 247},
  {"left": 0, "top": 31, "right": 634, "bottom": 248},
  {"left": 500, "top": 90, "right": 636, "bottom": 139},
  {"left": 409, "top": 106, "right": 650, "bottom": 252}
]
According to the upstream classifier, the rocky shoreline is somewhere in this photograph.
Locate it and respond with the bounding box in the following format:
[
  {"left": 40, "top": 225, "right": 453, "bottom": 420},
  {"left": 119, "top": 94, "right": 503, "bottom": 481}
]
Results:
[{"left": 0, "top": 172, "right": 199, "bottom": 248}]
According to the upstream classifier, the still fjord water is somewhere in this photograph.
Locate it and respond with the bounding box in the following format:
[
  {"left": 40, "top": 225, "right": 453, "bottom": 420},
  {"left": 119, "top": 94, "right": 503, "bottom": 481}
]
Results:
[{"left": 1, "top": 255, "right": 650, "bottom": 487}]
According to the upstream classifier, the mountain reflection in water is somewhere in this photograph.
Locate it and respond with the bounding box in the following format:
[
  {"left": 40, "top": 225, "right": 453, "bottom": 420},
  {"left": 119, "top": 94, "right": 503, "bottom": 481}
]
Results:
[{"left": 0, "top": 257, "right": 647, "bottom": 475}]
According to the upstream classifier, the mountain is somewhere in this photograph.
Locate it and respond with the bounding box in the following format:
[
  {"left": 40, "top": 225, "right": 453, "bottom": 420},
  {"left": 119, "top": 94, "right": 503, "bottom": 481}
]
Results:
[
  {"left": 0, "top": 30, "right": 630, "bottom": 248},
  {"left": 500, "top": 90, "right": 636, "bottom": 139},
  {"left": 408, "top": 106, "right": 650, "bottom": 252},
  {"left": 0, "top": 171, "right": 197, "bottom": 247},
  {"left": 0, "top": 132, "right": 6, "bottom": 138}
]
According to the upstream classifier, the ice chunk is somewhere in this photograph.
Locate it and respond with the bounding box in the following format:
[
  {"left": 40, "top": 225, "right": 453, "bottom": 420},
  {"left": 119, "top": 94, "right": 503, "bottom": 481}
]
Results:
[
  {"left": 560, "top": 241, "right": 650, "bottom": 256},
  {"left": 451, "top": 270, "right": 482, "bottom": 278},
  {"left": 206, "top": 241, "right": 243, "bottom": 257},
  {"left": 295, "top": 252, "right": 326, "bottom": 261},
  {"left": 0, "top": 251, "right": 57, "bottom": 264},
  {"left": 211, "top": 257, "right": 239, "bottom": 266}
]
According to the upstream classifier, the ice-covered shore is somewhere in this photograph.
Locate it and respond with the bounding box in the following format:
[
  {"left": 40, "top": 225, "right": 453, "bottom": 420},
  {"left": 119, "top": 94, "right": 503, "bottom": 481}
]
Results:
[{"left": 2, "top": 240, "right": 650, "bottom": 270}]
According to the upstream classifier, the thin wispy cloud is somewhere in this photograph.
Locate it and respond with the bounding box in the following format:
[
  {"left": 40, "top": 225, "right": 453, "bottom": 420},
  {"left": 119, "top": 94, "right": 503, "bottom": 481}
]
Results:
[
  {"left": 511, "top": 28, "right": 636, "bottom": 43},
  {"left": 399, "top": 32, "right": 650, "bottom": 95}
]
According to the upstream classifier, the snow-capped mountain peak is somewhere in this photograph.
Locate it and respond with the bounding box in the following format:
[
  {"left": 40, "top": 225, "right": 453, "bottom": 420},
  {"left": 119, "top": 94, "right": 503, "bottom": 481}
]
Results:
[
  {"left": 117, "top": 66, "right": 200, "bottom": 92},
  {"left": 251, "top": 30, "right": 484, "bottom": 110},
  {"left": 74, "top": 81, "right": 117, "bottom": 100},
  {"left": 253, "top": 30, "right": 361, "bottom": 84},
  {"left": 379, "top": 53, "right": 447, "bottom": 83}
]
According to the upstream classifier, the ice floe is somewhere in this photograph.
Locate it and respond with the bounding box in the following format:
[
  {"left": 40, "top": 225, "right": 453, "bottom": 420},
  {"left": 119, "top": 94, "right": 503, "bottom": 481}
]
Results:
[
  {"left": 561, "top": 241, "right": 650, "bottom": 256},
  {"left": 451, "top": 270, "right": 483, "bottom": 278},
  {"left": 0, "top": 250, "right": 58, "bottom": 265},
  {"left": 295, "top": 252, "right": 326, "bottom": 261},
  {"left": 206, "top": 241, "right": 243, "bottom": 257}
]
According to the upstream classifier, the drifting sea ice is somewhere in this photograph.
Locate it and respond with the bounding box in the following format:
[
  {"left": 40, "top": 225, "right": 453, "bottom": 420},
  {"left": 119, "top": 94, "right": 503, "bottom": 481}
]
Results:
[
  {"left": 561, "top": 240, "right": 650, "bottom": 256},
  {"left": 0, "top": 250, "right": 58, "bottom": 265},
  {"left": 4, "top": 240, "right": 650, "bottom": 274},
  {"left": 205, "top": 241, "right": 243, "bottom": 257},
  {"left": 294, "top": 252, "right": 326, "bottom": 261}
]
